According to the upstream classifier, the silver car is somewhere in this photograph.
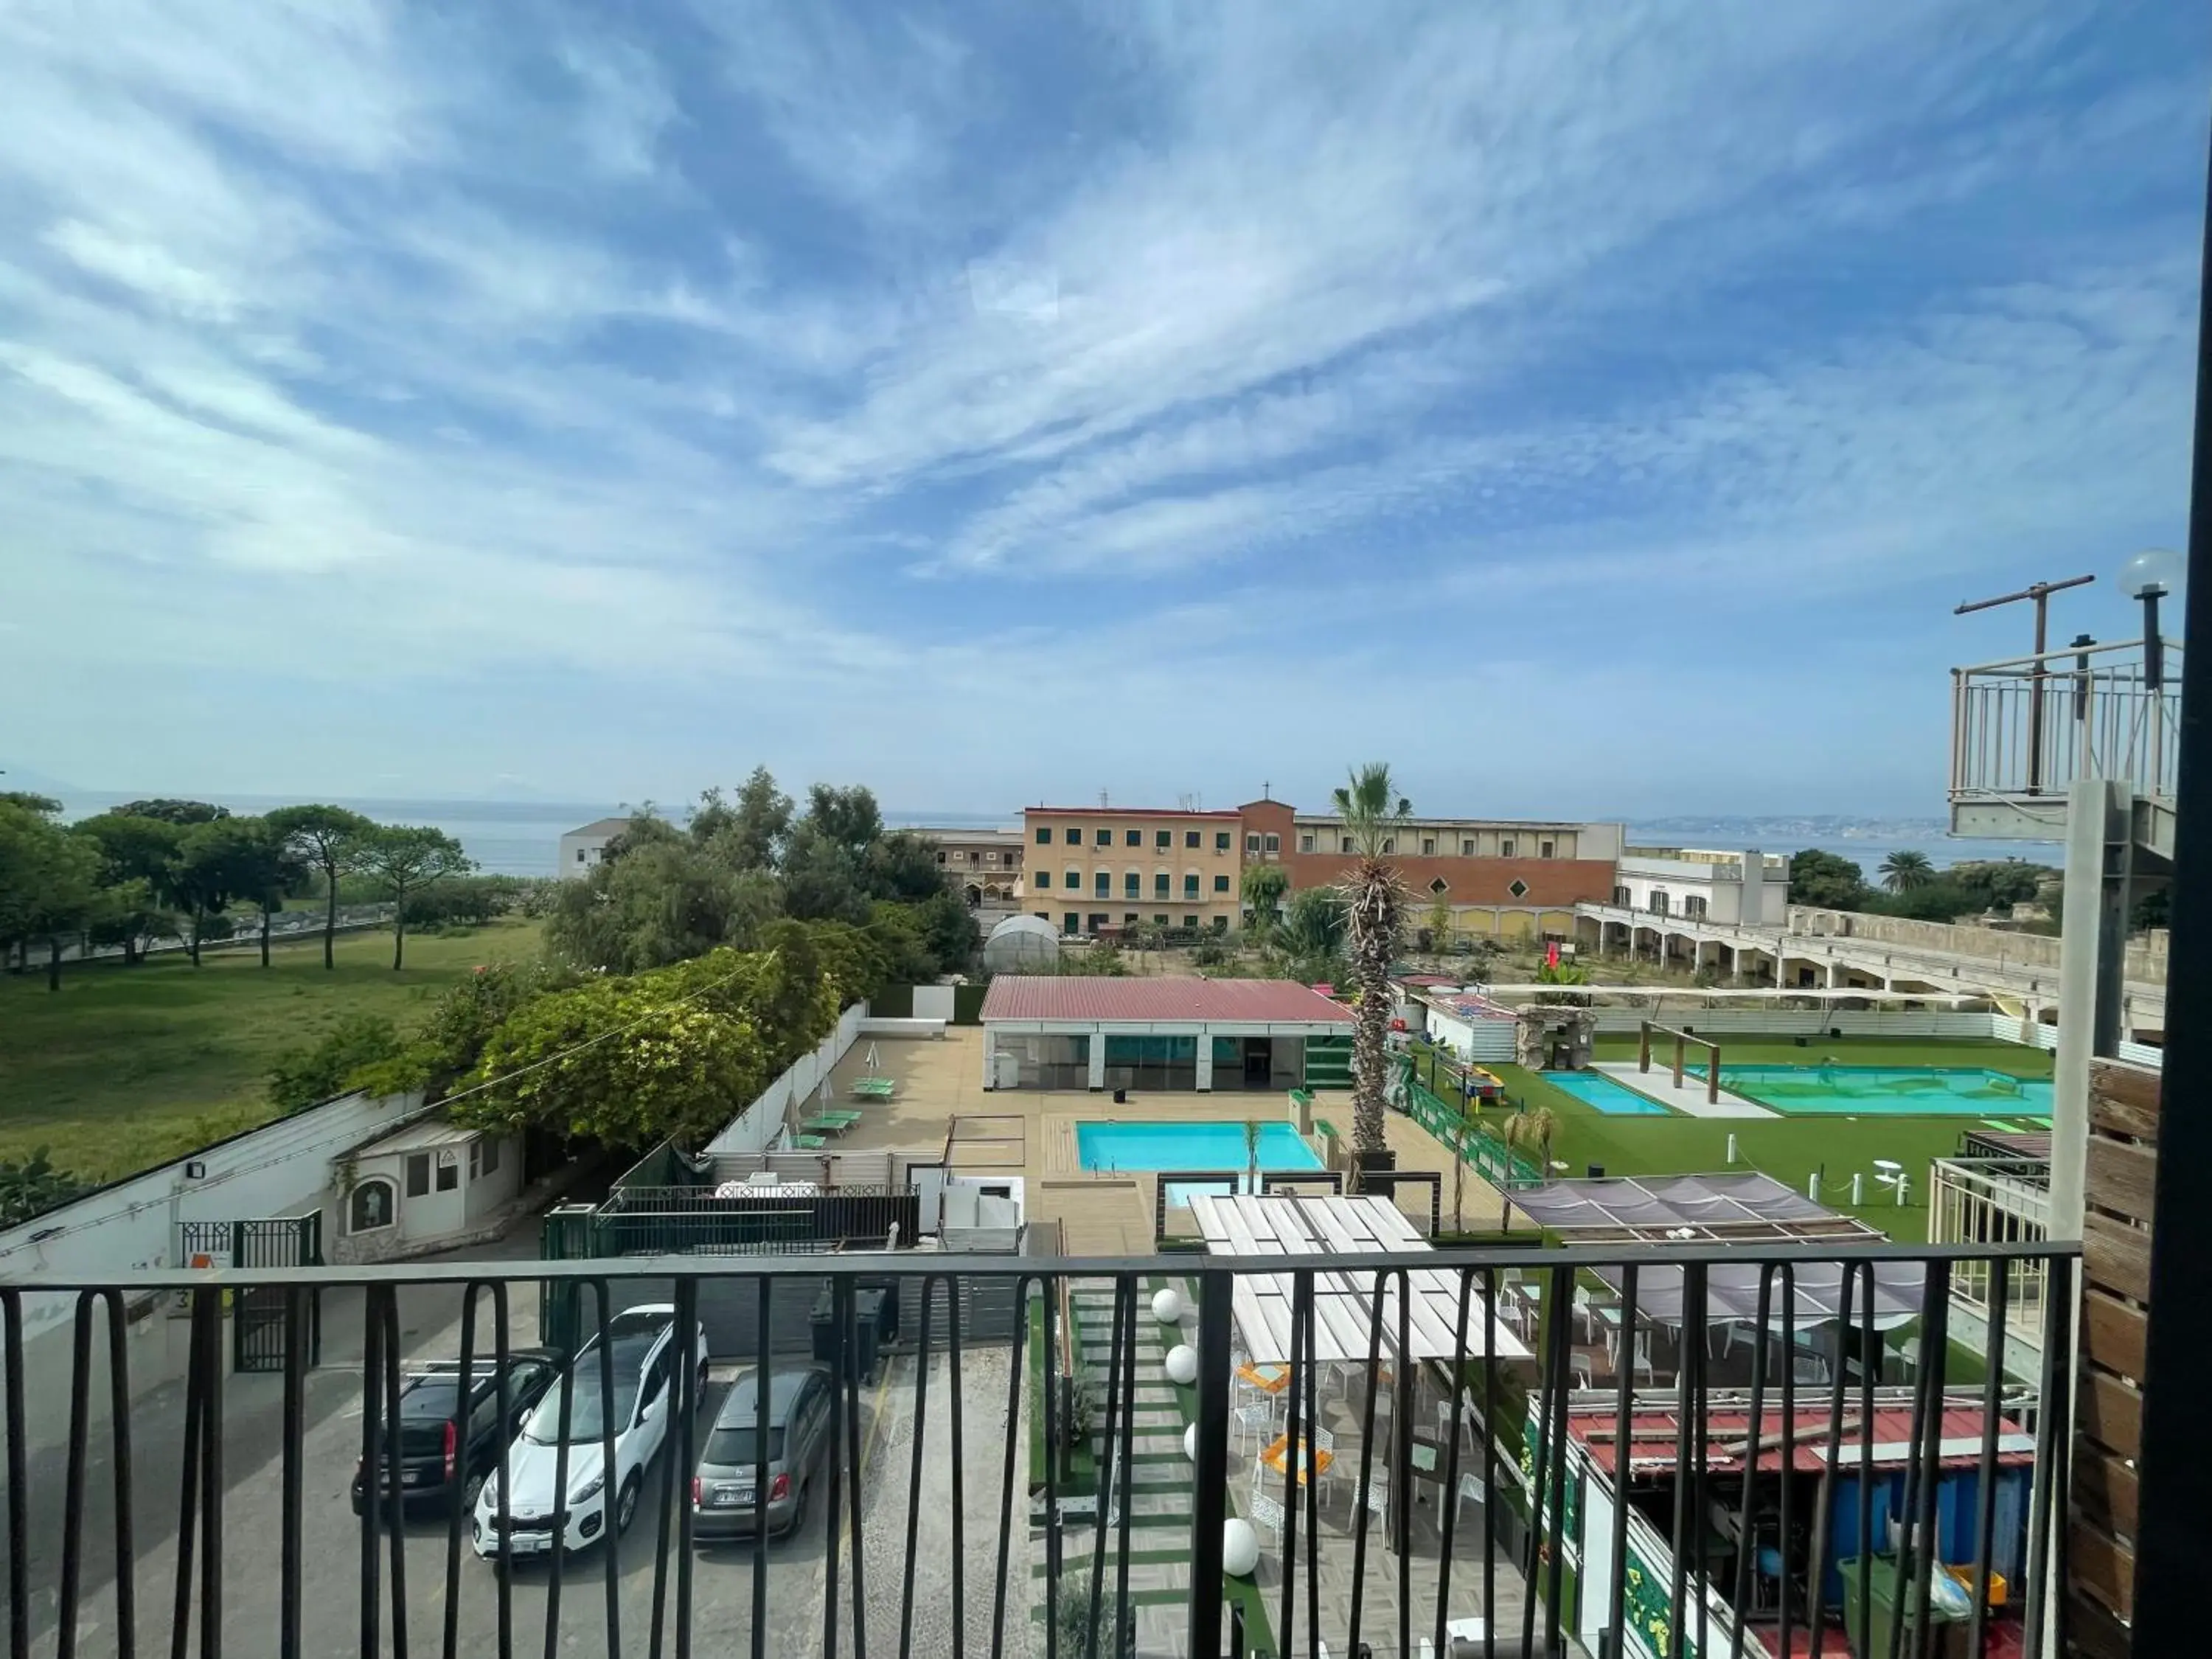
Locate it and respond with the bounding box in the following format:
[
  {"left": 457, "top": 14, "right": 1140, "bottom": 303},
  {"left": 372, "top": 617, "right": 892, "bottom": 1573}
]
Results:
[{"left": 690, "top": 1365, "right": 833, "bottom": 1541}]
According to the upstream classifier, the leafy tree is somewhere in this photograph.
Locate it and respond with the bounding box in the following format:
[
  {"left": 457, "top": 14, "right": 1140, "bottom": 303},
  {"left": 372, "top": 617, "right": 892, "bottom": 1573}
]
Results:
[
  {"left": 1862, "top": 878, "right": 1978, "bottom": 924},
  {"left": 1948, "top": 859, "right": 2051, "bottom": 913},
  {"left": 911, "top": 888, "right": 981, "bottom": 975},
  {"left": 4, "top": 812, "right": 102, "bottom": 990},
  {"left": 86, "top": 878, "right": 173, "bottom": 965},
  {"left": 172, "top": 816, "right": 266, "bottom": 965},
  {"left": 690, "top": 767, "right": 793, "bottom": 872},
  {"left": 73, "top": 811, "right": 187, "bottom": 963},
  {"left": 0, "top": 1149, "right": 94, "bottom": 1228},
  {"left": 1332, "top": 764, "right": 1411, "bottom": 1155},
  {"left": 220, "top": 818, "right": 309, "bottom": 965},
  {"left": 1787, "top": 848, "right": 1865, "bottom": 910},
  {"left": 547, "top": 823, "right": 779, "bottom": 972},
  {"left": 1, "top": 804, "right": 106, "bottom": 989},
  {"left": 0, "top": 792, "right": 62, "bottom": 816},
  {"left": 453, "top": 950, "right": 800, "bottom": 1150},
  {"left": 2133, "top": 886, "right": 2171, "bottom": 931},
  {"left": 1878, "top": 849, "right": 1935, "bottom": 893},
  {"left": 801, "top": 783, "right": 884, "bottom": 854},
  {"left": 265, "top": 1015, "right": 406, "bottom": 1112},
  {"left": 265, "top": 804, "right": 375, "bottom": 969},
  {"left": 864, "top": 900, "right": 942, "bottom": 989},
  {"left": 351, "top": 961, "right": 563, "bottom": 1103},
  {"left": 1240, "top": 863, "right": 1290, "bottom": 940},
  {"left": 779, "top": 822, "right": 872, "bottom": 924},
  {"left": 1424, "top": 893, "right": 1453, "bottom": 953},
  {"left": 354, "top": 825, "right": 472, "bottom": 969},
  {"left": 115, "top": 799, "right": 229, "bottom": 825},
  {"left": 1275, "top": 886, "right": 1349, "bottom": 983},
  {"left": 867, "top": 831, "right": 947, "bottom": 902}
]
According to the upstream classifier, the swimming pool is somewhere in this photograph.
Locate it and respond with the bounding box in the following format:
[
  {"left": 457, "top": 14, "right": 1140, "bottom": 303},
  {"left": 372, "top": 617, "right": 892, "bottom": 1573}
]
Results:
[
  {"left": 1540, "top": 1071, "right": 1673, "bottom": 1116},
  {"left": 1696, "top": 1065, "right": 2053, "bottom": 1118},
  {"left": 1077, "top": 1121, "right": 1323, "bottom": 1203}
]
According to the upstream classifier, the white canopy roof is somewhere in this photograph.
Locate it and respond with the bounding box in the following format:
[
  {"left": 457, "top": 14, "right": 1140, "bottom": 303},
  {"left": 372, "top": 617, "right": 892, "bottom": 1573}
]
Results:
[{"left": 1189, "top": 1193, "right": 1532, "bottom": 1367}]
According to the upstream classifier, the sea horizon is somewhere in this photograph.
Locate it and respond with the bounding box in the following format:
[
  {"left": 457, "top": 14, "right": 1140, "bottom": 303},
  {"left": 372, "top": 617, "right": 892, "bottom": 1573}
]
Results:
[{"left": 38, "top": 791, "right": 2058, "bottom": 882}]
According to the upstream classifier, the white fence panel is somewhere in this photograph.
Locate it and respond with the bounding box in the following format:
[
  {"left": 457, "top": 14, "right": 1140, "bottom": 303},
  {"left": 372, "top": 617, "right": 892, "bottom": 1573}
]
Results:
[{"left": 704, "top": 1002, "right": 869, "bottom": 1155}]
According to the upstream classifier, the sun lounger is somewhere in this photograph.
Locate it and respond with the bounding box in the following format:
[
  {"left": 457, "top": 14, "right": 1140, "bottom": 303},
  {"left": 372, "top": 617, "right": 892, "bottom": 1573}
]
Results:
[{"left": 801, "top": 1110, "right": 863, "bottom": 1135}]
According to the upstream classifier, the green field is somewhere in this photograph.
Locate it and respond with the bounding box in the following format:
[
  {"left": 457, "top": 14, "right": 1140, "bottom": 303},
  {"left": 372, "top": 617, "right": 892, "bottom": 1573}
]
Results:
[
  {"left": 1484, "top": 1035, "right": 2053, "bottom": 1244},
  {"left": 0, "top": 917, "right": 545, "bottom": 1181}
]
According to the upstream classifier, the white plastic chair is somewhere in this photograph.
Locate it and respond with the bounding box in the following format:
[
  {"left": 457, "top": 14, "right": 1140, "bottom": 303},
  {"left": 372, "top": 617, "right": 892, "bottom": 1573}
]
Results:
[
  {"left": 1455, "top": 1472, "right": 1487, "bottom": 1534},
  {"left": 1233, "top": 1397, "right": 1279, "bottom": 1450},
  {"left": 1247, "top": 1481, "right": 1286, "bottom": 1546}
]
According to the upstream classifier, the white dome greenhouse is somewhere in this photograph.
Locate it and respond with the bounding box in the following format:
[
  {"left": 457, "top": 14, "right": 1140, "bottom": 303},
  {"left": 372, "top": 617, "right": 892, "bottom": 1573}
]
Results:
[{"left": 983, "top": 913, "right": 1062, "bottom": 973}]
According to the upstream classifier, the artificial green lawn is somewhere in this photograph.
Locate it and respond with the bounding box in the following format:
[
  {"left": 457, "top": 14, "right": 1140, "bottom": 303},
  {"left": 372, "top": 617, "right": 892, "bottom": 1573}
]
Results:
[
  {"left": 0, "top": 917, "right": 545, "bottom": 1180},
  {"left": 1481, "top": 1036, "right": 2053, "bottom": 1245}
]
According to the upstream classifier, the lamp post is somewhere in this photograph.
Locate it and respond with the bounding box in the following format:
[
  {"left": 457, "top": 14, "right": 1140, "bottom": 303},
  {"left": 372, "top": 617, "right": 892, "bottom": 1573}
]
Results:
[{"left": 2122, "top": 548, "right": 2185, "bottom": 790}]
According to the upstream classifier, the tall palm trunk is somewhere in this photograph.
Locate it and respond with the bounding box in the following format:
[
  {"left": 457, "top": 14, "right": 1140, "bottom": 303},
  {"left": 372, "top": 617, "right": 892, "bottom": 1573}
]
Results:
[{"left": 1344, "top": 853, "right": 1405, "bottom": 1153}]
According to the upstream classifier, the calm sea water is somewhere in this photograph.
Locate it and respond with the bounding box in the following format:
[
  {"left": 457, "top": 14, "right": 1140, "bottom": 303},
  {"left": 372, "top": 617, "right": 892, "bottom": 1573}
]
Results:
[
  {"left": 52, "top": 795, "right": 1016, "bottom": 878},
  {"left": 46, "top": 793, "right": 2051, "bottom": 881}
]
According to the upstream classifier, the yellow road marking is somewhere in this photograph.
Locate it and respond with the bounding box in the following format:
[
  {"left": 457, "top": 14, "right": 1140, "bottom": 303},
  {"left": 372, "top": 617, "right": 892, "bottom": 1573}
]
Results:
[{"left": 835, "top": 1357, "right": 897, "bottom": 1562}]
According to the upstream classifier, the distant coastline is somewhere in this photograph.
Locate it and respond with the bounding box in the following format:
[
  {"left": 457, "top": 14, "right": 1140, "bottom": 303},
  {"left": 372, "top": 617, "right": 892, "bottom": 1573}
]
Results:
[{"left": 43, "top": 792, "right": 1023, "bottom": 878}]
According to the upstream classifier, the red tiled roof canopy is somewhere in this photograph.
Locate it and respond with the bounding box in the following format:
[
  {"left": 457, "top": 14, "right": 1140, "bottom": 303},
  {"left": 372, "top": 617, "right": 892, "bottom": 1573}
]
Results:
[{"left": 979, "top": 976, "right": 1355, "bottom": 1025}]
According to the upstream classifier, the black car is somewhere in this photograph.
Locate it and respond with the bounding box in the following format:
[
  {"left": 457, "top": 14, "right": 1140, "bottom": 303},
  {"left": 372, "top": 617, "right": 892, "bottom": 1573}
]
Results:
[{"left": 351, "top": 1348, "right": 564, "bottom": 1517}]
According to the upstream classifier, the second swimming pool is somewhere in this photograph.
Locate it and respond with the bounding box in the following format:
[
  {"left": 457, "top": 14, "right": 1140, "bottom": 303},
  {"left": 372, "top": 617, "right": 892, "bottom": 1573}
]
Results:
[
  {"left": 1540, "top": 1071, "right": 1674, "bottom": 1116},
  {"left": 1696, "top": 1064, "right": 2053, "bottom": 1117}
]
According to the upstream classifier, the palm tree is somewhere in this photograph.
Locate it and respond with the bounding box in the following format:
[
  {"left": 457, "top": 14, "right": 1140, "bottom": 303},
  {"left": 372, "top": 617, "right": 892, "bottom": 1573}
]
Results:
[
  {"left": 1243, "top": 1119, "right": 1264, "bottom": 1196},
  {"left": 1878, "top": 849, "right": 1935, "bottom": 893},
  {"left": 1333, "top": 763, "right": 1411, "bottom": 1158},
  {"left": 1501, "top": 1104, "right": 1559, "bottom": 1184}
]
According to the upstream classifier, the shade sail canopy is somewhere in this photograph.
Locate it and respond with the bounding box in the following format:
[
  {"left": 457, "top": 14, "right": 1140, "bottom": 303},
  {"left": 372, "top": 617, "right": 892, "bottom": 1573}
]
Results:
[
  {"left": 1582, "top": 1260, "right": 1929, "bottom": 1328},
  {"left": 1503, "top": 1172, "right": 1884, "bottom": 1245},
  {"left": 1189, "top": 1193, "right": 1531, "bottom": 1366}
]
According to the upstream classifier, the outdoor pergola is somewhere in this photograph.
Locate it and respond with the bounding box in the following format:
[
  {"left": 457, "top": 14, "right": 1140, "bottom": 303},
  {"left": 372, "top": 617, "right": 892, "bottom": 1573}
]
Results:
[
  {"left": 1188, "top": 1192, "right": 1533, "bottom": 1366},
  {"left": 1505, "top": 1173, "right": 1930, "bottom": 1329}
]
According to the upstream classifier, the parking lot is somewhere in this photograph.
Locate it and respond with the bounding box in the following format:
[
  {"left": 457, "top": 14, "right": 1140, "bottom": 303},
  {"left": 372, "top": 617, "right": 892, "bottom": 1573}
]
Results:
[{"left": 29, "top": 1281, "right": 1026, "bottom": 1658}]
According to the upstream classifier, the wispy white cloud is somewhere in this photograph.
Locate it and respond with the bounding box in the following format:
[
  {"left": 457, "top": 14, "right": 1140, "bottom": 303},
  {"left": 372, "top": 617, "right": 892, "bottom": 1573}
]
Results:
[{"left": 0, "top": 0, "right": 2200, "bottom": 803}]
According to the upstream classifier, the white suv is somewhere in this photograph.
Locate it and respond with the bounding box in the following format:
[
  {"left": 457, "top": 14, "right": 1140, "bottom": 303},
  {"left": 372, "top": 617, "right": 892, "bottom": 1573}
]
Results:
[{"left": 472, "top": 1304, "right": 706, "bottom": 1561}]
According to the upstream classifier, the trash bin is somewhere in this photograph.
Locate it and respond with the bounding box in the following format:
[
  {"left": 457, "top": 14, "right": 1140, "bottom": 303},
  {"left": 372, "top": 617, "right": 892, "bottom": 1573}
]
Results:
[
  {"left": 1838, "top": 1555, "right": 1972, "bottom": 1659},
  {"left": 809, "top": 1285, "right": 887, "bottom": 1382}
]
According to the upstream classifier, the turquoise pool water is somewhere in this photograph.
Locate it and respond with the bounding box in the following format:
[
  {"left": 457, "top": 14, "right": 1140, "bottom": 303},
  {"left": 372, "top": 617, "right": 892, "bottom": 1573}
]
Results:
[
  {"left": 1694, "top": 1064, "right": 2053, "bottom": 1118},
  {"left": 1077, "top": 1121, "right": 1322, "bottom": 1203},
  {"left": 1542, "top": 1071, "right": 1673, "bottom": 1116}
]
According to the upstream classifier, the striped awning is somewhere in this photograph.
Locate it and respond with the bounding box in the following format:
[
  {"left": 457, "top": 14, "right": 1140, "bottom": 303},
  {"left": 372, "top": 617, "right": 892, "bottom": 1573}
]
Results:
[{"left": 1189, "top": 1194, "right": 1532, "bottom": 1366}]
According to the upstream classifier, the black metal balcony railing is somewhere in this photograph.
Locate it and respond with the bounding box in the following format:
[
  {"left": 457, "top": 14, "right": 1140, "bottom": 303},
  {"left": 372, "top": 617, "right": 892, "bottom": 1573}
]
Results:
[{"left": 1, "top": 1239, "right": 2075, "bottom": 1659}]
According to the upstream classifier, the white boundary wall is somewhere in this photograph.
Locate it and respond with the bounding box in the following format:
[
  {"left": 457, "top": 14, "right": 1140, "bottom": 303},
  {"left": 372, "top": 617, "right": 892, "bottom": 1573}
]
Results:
[
  {"left": 0, "top": 1088, "right": 423, "bottom": 1446},
  {"left": 0, "top": 1088, "right": 422, "bottom": 1346},
  {"left": 703, "top": 1002, "right": 869, "bottom": 1156}
]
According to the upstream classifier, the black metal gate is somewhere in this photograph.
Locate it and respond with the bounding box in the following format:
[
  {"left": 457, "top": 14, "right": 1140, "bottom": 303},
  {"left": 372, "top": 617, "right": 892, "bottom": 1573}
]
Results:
[{"left": 178, "top": 1216, "right": 323, "bottom": 1373}]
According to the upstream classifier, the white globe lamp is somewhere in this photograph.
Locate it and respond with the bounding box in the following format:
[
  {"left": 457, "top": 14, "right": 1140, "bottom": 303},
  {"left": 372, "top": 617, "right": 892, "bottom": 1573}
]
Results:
[
  {"left": 1222, "top": 1517, "right": 1262, "bottom": 1578},
  {"left": 1183, "top": 1422, "right": 1199, "bottom": 1461},
  {"left": 1151, "top": 1286, "right": 1184, "bottom": 1325},
  {"left": 1165, "top": 1343, "right": 1198, "bottom": 1385}
]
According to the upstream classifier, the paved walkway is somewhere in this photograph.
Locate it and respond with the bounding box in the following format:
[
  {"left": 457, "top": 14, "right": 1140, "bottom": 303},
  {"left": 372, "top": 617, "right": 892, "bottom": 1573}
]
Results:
[{"left": 1594, "top": 1062, "right": 1776, "bottom": 1119}]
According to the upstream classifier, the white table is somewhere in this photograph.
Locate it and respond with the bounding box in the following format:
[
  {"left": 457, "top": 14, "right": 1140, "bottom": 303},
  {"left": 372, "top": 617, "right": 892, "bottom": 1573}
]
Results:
[{"left": 1446, "top": 1616, "right": 1487, "bottom": 1643}]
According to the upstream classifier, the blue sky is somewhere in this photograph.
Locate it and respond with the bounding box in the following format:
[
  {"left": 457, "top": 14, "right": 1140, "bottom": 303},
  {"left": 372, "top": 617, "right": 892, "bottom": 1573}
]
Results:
[{"left": 2, "top": 1, "right": 2206, "bottom": 820}]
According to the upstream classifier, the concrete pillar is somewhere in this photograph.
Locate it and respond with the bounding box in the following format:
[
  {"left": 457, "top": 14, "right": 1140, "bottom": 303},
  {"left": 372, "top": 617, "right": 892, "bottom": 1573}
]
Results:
[
  {"left": 981, "top": 1026, "right": 998, "bottom": 1091},
  {"left": 1087, "top": 1032, "right": 1107, "bottom": 1092},
  {"left": 2051, "top": 779, "right": 2132, "bottom": 1240},
  {"left": 1195, "top": 1032, "right": 1214, "bottom": 1092},
  {"left": 1827, "top": 961, "right": 1844, "bottom": 990}
]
